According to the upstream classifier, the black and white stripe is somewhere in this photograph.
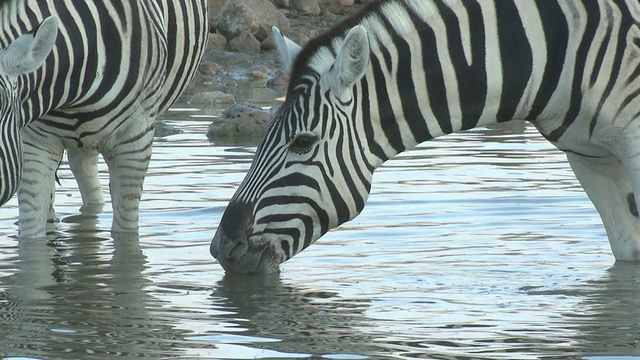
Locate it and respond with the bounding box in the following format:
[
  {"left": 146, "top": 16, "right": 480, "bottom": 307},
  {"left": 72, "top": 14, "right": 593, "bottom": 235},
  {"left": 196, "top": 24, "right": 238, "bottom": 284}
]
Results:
[
  {"left": 0, "top": 0, "right": 208, "bottom": 238},
  {"left": 211, "top": 0, "right": 640, "bottom": 273}
]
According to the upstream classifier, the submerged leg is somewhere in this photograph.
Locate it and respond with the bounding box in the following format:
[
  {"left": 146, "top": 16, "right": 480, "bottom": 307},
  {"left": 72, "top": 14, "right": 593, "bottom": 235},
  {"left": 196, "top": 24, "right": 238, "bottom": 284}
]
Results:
[
  {"left": 18, "top": 128, "right": 64, "bottom": 239},
  {"left": 567, "top": 153, "right": 640, "bottom": 261},
  {"left": 102, "top": 118, "right": 155, "bottom": 234}
]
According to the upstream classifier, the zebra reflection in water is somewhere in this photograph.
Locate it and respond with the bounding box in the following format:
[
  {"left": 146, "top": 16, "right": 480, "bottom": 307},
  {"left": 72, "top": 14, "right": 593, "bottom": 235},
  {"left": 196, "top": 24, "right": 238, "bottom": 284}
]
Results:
[{"left": 0, "top": 233, "right": 195, "bottom": 358}]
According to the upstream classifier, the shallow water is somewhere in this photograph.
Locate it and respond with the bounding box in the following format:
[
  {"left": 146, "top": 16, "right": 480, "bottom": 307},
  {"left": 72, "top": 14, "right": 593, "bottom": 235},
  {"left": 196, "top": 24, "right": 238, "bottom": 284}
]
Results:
[{"left": 1, "top": 91, "right": 640, "bottom": 359}]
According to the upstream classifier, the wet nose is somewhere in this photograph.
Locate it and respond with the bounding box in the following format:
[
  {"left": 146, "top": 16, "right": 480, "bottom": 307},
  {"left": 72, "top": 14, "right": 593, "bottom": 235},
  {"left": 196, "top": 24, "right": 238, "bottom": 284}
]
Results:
[
  {"left": 210, "top": 227, "right": 249, "bottom": 261},
  {"left": 210, "top": 201, "right": 253, "bottom": 261}
]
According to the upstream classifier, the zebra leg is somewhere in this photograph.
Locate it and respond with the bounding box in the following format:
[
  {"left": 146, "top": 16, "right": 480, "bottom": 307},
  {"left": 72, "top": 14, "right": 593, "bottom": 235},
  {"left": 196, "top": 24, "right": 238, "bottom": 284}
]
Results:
[
  {"left": 18, "top": 128, "right": 65, "bottom": 239},
  {"left": 66, "top": 148, "right": 104, "bottom": 214},
  {"left": 102, "top": 119, "right": 154, "bottom": 234},
  {"left": 566, "top": 153, "right": 640, "bottom": 261}
]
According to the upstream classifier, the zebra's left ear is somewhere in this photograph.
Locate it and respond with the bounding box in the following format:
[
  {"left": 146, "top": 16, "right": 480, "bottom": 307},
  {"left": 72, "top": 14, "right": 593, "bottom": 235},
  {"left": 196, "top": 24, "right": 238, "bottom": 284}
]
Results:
[
  {"left": 327, "top": 25, "right": 370, "bottom": 98},
  {"left": 273, "top": 26, "right": 302, "bottom": 74}
]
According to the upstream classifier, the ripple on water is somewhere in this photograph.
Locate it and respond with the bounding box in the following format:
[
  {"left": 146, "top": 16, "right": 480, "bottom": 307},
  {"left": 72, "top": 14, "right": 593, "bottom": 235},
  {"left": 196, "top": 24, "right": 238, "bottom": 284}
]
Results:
[{"left": 0, "top": 116, "right": 636, "bottom": 359}]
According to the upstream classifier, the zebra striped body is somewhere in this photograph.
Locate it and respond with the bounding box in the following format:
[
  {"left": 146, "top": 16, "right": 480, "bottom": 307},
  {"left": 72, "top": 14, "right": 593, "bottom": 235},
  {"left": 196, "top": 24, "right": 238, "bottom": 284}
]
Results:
[
  {"left": 0, "top": 0, "right": 208, "bottom": 238},
  {"left": 211, "top": 0, "right": 640, "bottom": 273}
]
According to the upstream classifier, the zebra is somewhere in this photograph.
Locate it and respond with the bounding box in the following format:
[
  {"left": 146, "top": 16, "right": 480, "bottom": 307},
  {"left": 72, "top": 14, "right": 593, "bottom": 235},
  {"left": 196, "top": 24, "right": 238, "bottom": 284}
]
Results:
[
  {"left": 0, "top": 0, "right": 208, "bottom": 238},
  {"left": 210, "top": 0, "right": 640, "bottom": 274}
]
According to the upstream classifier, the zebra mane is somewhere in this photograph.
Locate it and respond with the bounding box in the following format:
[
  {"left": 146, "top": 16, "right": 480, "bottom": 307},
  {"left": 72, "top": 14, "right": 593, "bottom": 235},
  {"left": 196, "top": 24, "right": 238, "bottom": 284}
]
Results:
[{"left": 288, "top": 0, "right": 440, "bottom": 89}]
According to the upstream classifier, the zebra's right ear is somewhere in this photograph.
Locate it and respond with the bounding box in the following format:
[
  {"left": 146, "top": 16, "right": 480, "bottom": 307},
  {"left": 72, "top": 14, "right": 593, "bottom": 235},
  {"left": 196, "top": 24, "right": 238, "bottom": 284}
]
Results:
[
  {"left": 0, "top": 16, "right": 58, "bottom": 78},
  {"left": 272, "top": 26, "right": 302, "bottom": 74}
]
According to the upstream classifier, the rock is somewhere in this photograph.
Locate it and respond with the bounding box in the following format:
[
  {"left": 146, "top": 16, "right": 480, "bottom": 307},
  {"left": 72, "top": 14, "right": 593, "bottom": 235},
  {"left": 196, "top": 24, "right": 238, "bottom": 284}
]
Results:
[
  {"left": 261, "top": 32, "right": 277, "bottom": 51},
  {"left": 207, "top": 102, "right": 272, "bottom": 141},
  {"left": 208, "top": 0, "right": 227, "bottom": 29},
  {"left": 201, "top": 50, "right": 252, "bottom": 67},
  {"left": 290, "top": 0, "right": 321, "bottom": 15},
  {"left": 271, "top": 0, "right": 289, "bottom": 8},
  {"left": 238, "top": 86, "right": 283, "bottom": 104},
  {"left": 323, "top": 0, "right": 354, "bottom": 14},
  {"left": 198, "top": 62, "right": 223, "bottom": 76},
  {"left": 228, "top": 31, "right": 261, "bottom": 53},
  {"left": 254, "top": 24, "right": 273, "bottom": 42},
  {"left": 248, "top": 65, "right": 271, "bottom": 79},
  {"left": 189, "top": 91, "right": 236, "bottom": 105},
  {"left": 215, "top": 0, "right": 290, "bottom": 40},
  {"left": 189, "top": 71, "right": 221, "bottom": 88},
  {"left": 206, "top": 33, "right": 228, "bottom": 52}
]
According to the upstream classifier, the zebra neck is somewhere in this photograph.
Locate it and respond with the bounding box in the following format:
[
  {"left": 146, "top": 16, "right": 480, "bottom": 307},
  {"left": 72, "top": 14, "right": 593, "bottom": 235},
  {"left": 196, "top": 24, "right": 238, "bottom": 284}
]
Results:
[{"left": 349, "top": 0, "right": 609, "bottom": 164}]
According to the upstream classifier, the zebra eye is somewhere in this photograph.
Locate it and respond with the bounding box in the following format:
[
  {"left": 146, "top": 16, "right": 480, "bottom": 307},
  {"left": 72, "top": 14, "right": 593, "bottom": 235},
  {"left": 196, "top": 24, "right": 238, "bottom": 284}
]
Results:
[{"left": 289, "top": 132, "right": 318, "bottom": 154}]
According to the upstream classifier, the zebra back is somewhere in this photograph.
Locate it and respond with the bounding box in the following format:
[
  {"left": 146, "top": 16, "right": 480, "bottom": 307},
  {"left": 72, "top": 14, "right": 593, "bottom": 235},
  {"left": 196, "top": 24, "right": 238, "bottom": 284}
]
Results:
[{"left": 0, "top": 0, "right": 208, "bottom": 125}]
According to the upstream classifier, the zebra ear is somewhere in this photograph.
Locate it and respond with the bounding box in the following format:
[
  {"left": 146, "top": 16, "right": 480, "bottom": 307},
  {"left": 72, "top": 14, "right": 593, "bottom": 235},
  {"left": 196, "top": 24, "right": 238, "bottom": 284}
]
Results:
[
  {"left": 327, "top": 25, "right": 369, "bottom": 98},
  {"left": 0, "top": 16, "right": 58, "bottom": 78},
  {"left": 272, "top": 26, "right": 302, "bottom": 74}
]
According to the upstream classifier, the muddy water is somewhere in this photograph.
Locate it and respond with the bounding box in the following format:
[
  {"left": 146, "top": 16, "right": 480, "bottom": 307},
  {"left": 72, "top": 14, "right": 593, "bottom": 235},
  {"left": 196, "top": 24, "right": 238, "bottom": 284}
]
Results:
[{"left": 0, "top": 83, "right": 638, "bottom": 359}]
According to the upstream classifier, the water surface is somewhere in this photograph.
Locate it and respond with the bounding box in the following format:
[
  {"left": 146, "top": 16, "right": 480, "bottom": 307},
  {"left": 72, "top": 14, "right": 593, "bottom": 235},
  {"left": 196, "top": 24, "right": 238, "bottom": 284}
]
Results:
[{"left": 1, "top": 92, "right": 639, "bottom": 359}]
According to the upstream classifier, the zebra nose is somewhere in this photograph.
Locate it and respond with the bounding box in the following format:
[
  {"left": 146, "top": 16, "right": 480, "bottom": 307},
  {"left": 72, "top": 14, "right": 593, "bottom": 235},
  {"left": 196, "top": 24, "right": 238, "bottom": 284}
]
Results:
[
  {"left": 211, "top": 201, "right": 253, "bottom": 261},
  {"left": 210, "top": 227, "right": 249, "bottom": 261}
]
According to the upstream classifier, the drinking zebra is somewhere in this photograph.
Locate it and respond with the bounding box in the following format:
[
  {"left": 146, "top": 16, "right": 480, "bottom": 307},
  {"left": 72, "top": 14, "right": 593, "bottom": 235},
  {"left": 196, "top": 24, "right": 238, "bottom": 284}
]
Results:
[
  {"left": 0, "top": 0, "right": 208, "bottom": 238},
  {"left": 211, "top": 0, "right": 640, "bottom": 273}
]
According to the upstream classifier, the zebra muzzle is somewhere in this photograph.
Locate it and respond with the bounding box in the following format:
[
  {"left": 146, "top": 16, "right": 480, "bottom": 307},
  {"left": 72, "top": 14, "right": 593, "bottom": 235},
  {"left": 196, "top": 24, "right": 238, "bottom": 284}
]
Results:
[
  {"left": 210, "top": 230, "right": 281, "bottom": 274},
  {"left": 210, "top": 201, "right": 282, "bottom": 274},
  {"left": 210, "top": 227, "right": 249, "bottom": 262}
]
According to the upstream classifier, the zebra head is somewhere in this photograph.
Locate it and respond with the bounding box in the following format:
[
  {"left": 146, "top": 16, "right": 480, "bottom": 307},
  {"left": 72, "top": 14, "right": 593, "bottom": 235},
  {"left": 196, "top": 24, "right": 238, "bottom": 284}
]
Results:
[
  {"left": 0, "top": 16, "right": 58, "bottom": 206},
  {"left": 211, "top": 25, "right": 372, "bottom": 274}
]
